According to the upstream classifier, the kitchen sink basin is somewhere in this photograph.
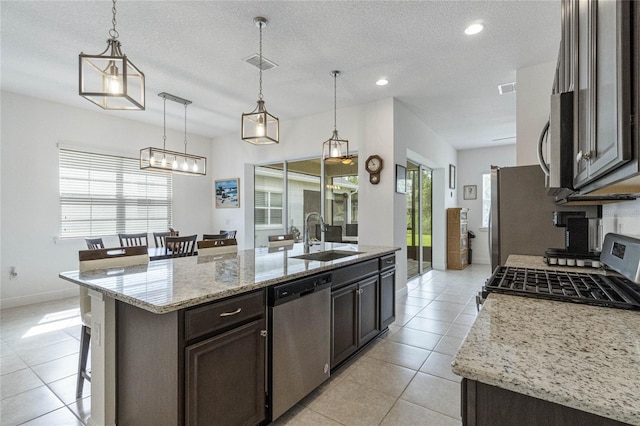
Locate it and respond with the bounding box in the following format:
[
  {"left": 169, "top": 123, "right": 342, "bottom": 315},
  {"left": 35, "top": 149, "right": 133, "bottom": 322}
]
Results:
[{"left": 290, "top": 250, "right": 363, "bottom": 262}]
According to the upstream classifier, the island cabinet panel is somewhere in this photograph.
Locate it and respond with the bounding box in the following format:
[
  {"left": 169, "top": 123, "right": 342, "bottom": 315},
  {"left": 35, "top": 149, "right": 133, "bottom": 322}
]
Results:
[
  {"left": 185, "top": 318, "right": 265, "bottom": 426},
  {"left": 116, "top": 289, "right": 266, "bottom": 426},
  {"left": 330, "top": 259, "right": 382, "bottom": 370},
  {"left": 379, "top": 254, "right": 396, "bottom": 329},
  {"left": 357, "top": 276, "right": 380, "bottom": 346},
  {"left": 330, "top": 282, "right": 359, "bottom": 367},
  {"left": 461, "top": 378, "right": 628, "bottom": 426},
  {"left": 116, "top": 302, "right": 182, "bottom": 426}
]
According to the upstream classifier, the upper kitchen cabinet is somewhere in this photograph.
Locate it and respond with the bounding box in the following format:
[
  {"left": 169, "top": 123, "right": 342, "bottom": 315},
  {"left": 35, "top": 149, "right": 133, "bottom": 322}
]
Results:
[{"left": 564, "top": 0, "right": 635, "bottom": 190}]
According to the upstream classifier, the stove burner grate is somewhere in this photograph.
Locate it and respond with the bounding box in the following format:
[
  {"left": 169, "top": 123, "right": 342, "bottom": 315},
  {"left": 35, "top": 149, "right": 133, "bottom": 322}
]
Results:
[{"left": 484, "top": 266, "right": 640, "bottom": 310}]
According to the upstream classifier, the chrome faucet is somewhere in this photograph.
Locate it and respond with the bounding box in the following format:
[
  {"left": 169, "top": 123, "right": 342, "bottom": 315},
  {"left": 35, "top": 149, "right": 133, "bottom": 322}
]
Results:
[{"left": 304, "top": 212, "right": 325, "bottom": 253}]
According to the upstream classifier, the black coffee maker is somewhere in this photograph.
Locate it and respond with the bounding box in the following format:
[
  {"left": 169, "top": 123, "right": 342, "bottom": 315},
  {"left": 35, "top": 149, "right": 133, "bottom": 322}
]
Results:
[{"left": 546, "top": 210, "right": 602, "bottom": 266}]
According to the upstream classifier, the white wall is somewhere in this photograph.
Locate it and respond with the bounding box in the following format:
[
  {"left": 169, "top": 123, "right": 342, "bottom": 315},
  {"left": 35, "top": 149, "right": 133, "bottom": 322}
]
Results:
[
  {"left": 211, "top": 98, "right": 457, "bottom": 293},
  {"left": 1, "top": 92, "right": 213, "bottom": 308},
  {"left": 516, "top": 60, "right": 556, "bottom": 166},
  {"left": 457, "top": 145, "right": 517, "bottom": 265},
  {"left": 394, "top": 100, "right": 459, "bottom": 274}
]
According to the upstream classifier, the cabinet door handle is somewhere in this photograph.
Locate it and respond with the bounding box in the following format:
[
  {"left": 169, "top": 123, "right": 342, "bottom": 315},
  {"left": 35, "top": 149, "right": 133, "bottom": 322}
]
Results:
[
  {"left": 576, "top": 150, "right": 592, "bottom": 163},
  {"left": 219, "top": 308, "right": 242, "bottom": 317}
]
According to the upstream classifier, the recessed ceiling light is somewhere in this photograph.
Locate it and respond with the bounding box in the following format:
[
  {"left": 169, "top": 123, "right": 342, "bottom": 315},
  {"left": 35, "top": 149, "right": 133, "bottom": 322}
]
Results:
[
  {"left": 464, "top": 23, "right": 483, "bottom": 35},
  {"left": 376, "top": 79, "right": 389, "bottom": 86}
]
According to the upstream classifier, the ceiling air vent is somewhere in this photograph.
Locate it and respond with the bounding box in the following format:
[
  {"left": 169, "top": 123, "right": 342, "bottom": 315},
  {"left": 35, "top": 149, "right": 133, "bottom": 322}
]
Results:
[
  {"left": 498, "top": 82, "right": 516, "bottom": 95},
  {"left": 243, "top": 53, "right": 278, "bottom": 71}
]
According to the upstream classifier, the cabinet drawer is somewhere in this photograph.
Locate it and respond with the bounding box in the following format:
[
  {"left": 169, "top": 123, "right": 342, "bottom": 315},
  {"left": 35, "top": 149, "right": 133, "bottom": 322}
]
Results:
[
  {"left": 332, "top": 259, "right": 378, "bottom": 289},
  {"left": 184, "top": 290, "right": 264, "bottom": 341},
  {"left": 379, "top": 254, "right": 396, "bottom": 271}
]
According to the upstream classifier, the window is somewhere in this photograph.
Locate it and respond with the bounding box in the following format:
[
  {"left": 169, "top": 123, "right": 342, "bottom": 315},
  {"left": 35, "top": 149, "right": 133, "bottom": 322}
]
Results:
[
  {"left": 255, "top": 190, "right": 283, "bottom": 226},
  {"left": 59, "top": 148, "right": 173, "bottom": 238},
  {"left": 481, "top": 173, "right": 491, "bottom": 228}
]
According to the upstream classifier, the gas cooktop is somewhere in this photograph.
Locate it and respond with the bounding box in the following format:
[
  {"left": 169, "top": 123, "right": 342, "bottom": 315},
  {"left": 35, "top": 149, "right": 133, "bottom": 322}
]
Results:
[
  {"left": 483, "top": 266, "right": 640, "bottom": 310},
  {"left": 483, "top": 233, "right": 640, "bottom": 310}
]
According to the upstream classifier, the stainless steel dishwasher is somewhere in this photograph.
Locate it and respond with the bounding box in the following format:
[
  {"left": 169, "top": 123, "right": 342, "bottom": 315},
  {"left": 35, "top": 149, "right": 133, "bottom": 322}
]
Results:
[{"left": 268, "top": 273, "right": 331, "bottom": 421}]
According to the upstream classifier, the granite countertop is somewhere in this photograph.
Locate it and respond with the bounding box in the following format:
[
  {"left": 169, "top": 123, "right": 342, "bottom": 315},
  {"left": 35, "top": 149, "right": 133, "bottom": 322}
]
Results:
[
  {"left": 452, "top": 256, "right": 640, "bottom": 425},
  {"left": 59, "top": 243, "right": 398, "bottom": 314}
]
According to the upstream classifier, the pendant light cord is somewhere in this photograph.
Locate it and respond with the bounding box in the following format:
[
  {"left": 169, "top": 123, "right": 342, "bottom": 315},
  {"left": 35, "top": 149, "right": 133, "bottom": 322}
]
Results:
[
  {"left": 109, "top": 0, "right": 119, "bottom": 39},
  {"left": 184, "top": 103, "right": 188, "bottom": 154},
  {"left": 333, "top": 73, "right": 337, "bottom": 132},
  {"left": 162, "top": 96, "right": 167, "bottom": 150},
  {"left": 258, "top": 22, "right": 263, "bottom": 101}
]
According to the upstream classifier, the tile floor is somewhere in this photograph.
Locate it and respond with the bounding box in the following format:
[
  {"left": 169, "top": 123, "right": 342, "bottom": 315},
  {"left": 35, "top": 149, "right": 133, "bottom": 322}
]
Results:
[{"left": 0, "top": 264, "right": 490, "bottom": 425}]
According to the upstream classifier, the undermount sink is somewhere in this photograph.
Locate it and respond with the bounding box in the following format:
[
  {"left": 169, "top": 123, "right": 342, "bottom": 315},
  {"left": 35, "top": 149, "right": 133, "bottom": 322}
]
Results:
[{"left": 290, "top": 250, "right": 363, "bottom": 262}]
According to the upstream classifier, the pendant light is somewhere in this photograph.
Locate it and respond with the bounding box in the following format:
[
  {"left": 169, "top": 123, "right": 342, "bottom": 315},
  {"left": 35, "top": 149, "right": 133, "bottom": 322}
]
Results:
[
  {"left": 79, "top": 0, "right": 145, "bottom": 110},
  {"left": 241, "top": 17, "right": 279, "bottom": 145},
  {"left": 323, "top": 71, "right": 352, "bottom": 164},
  {"left": 140, "top": 93, "right": 207, "bottom": 176}
]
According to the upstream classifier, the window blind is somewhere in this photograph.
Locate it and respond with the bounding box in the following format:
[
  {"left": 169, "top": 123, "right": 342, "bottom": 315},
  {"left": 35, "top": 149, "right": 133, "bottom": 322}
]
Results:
[{"left": 59, "top": 148, "right": 173, "bottom": 238}]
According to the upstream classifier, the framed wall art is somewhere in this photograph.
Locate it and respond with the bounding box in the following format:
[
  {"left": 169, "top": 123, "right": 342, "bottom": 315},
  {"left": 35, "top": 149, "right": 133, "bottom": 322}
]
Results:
[
  {"left": 463, "top": 185, "right": 477, "bottom": 200},
  {"left": 395, "top": 164, "right": 407, "bottom": 194},
  {"left": 449, "top": 164, "right": 456, "bottom": 189},
  {"left": 215, "top": 178, "right": 240, "bottom": 208}
]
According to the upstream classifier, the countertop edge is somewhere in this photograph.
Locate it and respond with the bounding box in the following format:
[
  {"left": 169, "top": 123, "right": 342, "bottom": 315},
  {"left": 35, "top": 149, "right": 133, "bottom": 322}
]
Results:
[
  {"left": 60, "top": 246, "right": 400, "bottom": 314},
  {"left": 451, "top": 292, "right": 640, "bottom": 426}
]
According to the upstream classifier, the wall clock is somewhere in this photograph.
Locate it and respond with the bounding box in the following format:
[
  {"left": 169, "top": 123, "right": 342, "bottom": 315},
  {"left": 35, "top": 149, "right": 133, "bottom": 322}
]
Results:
[{"left": 365, "top": 155, "right": 383, "bottom": 184}]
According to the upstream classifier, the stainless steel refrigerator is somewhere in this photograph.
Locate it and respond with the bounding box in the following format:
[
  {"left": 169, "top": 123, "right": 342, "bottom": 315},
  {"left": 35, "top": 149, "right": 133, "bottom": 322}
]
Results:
[{"left": 489, "top": 165, "right": 599, "bottom": 271}]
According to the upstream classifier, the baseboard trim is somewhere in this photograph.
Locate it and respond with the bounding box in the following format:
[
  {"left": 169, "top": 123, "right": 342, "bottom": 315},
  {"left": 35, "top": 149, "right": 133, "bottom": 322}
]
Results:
[{"left": 0, "top": 288, "right": 78, "bottom": 310}]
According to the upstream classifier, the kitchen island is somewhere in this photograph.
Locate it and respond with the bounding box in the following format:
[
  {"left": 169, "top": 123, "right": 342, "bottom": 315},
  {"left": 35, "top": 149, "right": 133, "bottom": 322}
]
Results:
[
  {"left": 451, "top": 256, "right": 640, "bottom": 425},
  {"left": 60, "top": 242, "right": 399, "bottom": 426}
]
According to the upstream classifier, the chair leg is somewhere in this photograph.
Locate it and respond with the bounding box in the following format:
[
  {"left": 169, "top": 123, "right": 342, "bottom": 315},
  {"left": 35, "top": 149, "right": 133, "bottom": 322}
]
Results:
[{"left": 76, "top": 325, "right": 91, "bottom": 399}]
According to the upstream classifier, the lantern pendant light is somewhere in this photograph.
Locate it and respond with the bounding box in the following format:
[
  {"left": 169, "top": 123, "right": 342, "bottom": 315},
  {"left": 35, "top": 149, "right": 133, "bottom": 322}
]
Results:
[
  {"left": 323, "top": 71, "right": 352, "bottom": 164},
  {"left": 140, "top": 93, "right": 207, "bottom": 176},
  {"left": 241, "top": 17, "right": 279, "bottom": 145},
  {"left": 79, "top": 0, "right": 145, "bottom": 110}
]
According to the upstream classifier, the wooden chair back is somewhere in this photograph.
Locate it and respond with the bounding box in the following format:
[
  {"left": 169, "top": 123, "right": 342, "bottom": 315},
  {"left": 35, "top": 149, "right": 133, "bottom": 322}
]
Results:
[
  {"left": 79, "top": 246, "right": 149, "bottom": 271},
  {"left": 118, "top": 232, "right": 148, "bottom": 247},
  {"left": 203, "top": 233, "right": 228, "bottom": 240},
  {"left": 268, "top": 234, "right": 295, "bottom": 248},
  {"left": 85, "top": 237, "right": 105, "bottom": 250},
  {"left": 165, "top": 235, "right": 197, "bottom": 257},
  {"left": 197, "top": 238, "right": 238, "bottom": 256},
  {"left": 153, "top": 231, "right": 171, "bottom": 248},
  {"left": 78, "top": 246, "right": 149, "bottom": 320},
  {"left": 220, "top": 230, "right": 237, "bottom": 238}
]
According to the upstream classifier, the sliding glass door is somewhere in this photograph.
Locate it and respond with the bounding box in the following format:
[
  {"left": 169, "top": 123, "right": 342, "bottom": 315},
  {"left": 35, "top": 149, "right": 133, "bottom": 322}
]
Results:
[
  {"left": 406, "top": 161, "right": 432, "bottom": 278},
  {"left": 254, "top": 157, "right": 358, "bottom": 247}
]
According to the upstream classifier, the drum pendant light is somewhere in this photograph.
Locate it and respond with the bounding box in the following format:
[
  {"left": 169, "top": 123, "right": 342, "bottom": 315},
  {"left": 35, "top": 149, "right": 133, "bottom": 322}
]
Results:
[
  {"left": 323, "top": 71, "right": 352, "bottom": 164},
  {"left": 241, "top": 17, "right": 279, "bottom": 145},
  {"left": 79, "top": 0, "right": 145, "bottom": 110}
]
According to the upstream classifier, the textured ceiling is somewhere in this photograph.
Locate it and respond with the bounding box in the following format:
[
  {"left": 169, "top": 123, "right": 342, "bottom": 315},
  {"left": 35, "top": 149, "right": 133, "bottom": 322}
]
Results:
[{"left": 1, "top": 1, "right": 560, "bottom": 150}]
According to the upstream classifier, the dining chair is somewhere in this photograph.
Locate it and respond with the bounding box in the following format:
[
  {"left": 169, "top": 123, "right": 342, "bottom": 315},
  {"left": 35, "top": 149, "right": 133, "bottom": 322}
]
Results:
[
  {"left": 325, "top": 225, "right": 343, "bottom": 243},
  {"left": 153, "top": 231, "right": 171, "bottom": 248},
  {"left": 76, "top": 245, "right": 149, "bottom": 398},
  {"left": 197, "top": 238, "right": 238, "bottom": 256},
  {"left": 118, "top": 232, "right": 148, "bottom": 247},
  {"left": 85, "top": 237, "right": 105, "bottom": 250},
  {"left": 268, "top": 234, "right": 295, "bottom": 248},
  {"left": 203, "top": 233, "right": 228, "bottom": 240},
  {"left": 220, "top": 230, "right": 237, "bottom": 238},
  {"left": 165, "top": 234, "right": 197, "bottom": 257}
]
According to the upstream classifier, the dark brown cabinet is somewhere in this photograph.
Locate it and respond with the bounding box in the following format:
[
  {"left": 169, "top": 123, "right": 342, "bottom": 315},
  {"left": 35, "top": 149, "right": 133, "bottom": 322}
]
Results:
[
  {"left": 380, "top": 268, "right": 396, "bottom": 329},
  {"left": 561, "top": 0, "right": 635, "bottom": 190},
  {"left": 461, "top": 378, "right": 628, "bottom": 426},
  {"left": 330, "top": 259, "right": 381, "bottom": 369},
  {"left": 116, "top": 290, "right": 266, "bottom": 426},
  {"left": 379, "top": 254, "right": 396, "bottom": 329},
  {"left": 185, "top": 319, "right": 265, "bottom": 426}
]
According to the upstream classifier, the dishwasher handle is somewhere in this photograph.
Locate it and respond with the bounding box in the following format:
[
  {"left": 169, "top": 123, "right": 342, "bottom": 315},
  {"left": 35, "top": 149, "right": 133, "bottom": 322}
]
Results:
[{"left": 268, "top": 273, "right": 332, "bottom": 306}]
